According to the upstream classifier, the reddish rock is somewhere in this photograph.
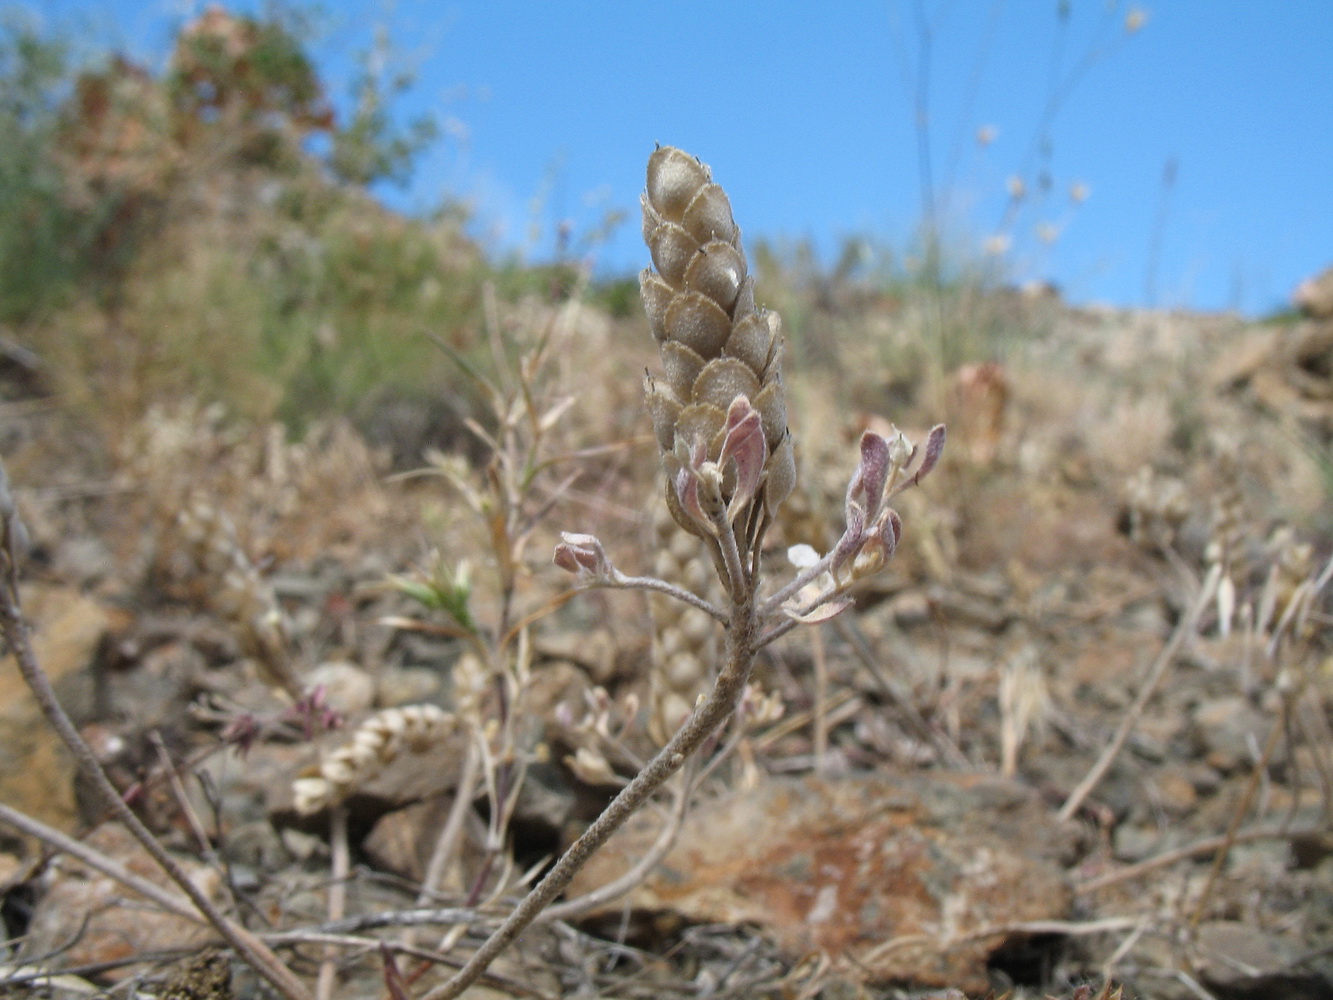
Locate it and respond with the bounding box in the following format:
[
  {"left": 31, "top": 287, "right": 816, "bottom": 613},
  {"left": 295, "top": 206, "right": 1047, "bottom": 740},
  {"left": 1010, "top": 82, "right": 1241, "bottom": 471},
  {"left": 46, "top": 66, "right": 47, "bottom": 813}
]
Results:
[
  {"left": 23, "top": 822, "right": 220, "bottom": 979},
  {"left": 0, "top": 585, "right": 112, "bottom": 835},
  {"left": 568, "top": 771, "right": 1076, "bottom": 993}
]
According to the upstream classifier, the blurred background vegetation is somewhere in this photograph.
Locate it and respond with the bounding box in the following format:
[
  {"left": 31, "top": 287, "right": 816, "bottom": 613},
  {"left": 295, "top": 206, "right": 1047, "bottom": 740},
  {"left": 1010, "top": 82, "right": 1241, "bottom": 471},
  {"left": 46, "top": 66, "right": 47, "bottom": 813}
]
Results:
[
  {"left": 0, "top": 4, "right": 1037, "bottom": 453},
  {"left": 0, "top": 5, "right": 585, "bottom": 446}
]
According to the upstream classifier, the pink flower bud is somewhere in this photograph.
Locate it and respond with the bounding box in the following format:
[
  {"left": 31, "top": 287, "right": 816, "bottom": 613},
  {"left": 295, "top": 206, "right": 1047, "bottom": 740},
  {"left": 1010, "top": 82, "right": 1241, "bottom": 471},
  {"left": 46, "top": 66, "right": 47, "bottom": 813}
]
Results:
[
  {"left": 554, "top": 532, "right": 611, "bottom": 579},
  {"left": 717, "top": 396, "right": 766, "bottom": 520}
]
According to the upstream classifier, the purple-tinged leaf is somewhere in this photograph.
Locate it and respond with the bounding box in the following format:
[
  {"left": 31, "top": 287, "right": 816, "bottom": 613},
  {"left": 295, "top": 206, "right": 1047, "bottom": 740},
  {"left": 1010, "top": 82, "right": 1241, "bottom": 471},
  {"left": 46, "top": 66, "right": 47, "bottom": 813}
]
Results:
[
  {"left": 912, "top": 424, "right": 947, "bottom": 485},
  {"left": 718, "top": 396, "right": 766, "bottom": 519},
  {"left": 848, "top": 432, "right": 891, "bottom": 522},
  {"left": 880, "top": 508, "right": 903, "bottom": 560},
  {"left": 830, "top": 503, "right": 866, "bottom": 573},
  {"left": 674, "top": 462, "right": 712, "bottom": 533}
]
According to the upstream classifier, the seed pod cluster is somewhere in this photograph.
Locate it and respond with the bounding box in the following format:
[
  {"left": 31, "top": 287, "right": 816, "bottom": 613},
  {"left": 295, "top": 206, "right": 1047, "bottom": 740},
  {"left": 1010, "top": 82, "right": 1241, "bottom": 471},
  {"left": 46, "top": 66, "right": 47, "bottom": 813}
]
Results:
[
  {"left": 293, "top": 704, "right": 454, "bottom": 814},
  {"left": 640, "top": 146, "right": 795, "bottom": 542},
  {"left": 647, "top": 510, "right": 718, "bottom": 743}
]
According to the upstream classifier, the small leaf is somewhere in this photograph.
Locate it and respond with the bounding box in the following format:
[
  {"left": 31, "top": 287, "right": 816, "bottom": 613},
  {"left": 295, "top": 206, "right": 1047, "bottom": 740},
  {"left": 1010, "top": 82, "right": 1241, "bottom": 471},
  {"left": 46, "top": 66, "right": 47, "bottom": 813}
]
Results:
[
  {"left": 881, "top": 508, "right": 903, "bottom": 558},
  {"left": 783, "top": 596, "right": 853, "bottom": 624},
  {"left": 912, "top": 423, "right": 947, "bottom": 484},
  {"left": 718, "top": 396, "right": 765, "bottom": 519},
  {"left": 831, "top": 504, "right": 866, "bottom": 575},
  {"left": 848, "top": 431, "right": 891, "bottom": 521}
]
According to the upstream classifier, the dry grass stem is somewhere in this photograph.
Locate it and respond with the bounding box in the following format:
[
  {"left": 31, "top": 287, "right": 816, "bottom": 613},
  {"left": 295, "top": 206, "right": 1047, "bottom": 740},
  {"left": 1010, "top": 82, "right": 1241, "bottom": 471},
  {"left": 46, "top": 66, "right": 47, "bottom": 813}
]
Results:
[
  {"left": 316, "top": 804, "right": 350, "bottom": 1000},
  {"left": 1060, "top": 561, "right": 1222, "bottom": 822}
]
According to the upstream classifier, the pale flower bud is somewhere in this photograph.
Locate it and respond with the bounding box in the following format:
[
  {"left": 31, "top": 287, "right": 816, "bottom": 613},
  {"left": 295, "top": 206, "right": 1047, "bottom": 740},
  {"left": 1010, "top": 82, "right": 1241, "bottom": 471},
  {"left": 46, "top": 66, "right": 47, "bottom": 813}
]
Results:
[{"left": 553, "top": 532, "right": 612, "bottom": 579}]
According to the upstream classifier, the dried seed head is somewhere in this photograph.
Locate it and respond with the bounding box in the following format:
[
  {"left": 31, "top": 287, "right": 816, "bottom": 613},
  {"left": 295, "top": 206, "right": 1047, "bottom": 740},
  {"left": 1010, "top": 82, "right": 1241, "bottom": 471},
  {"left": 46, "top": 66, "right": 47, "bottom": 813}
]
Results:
[
  {"left": 292, "top": 704, "right": 454, "bottom": 814},
  {"left": 646, "top": 509, "right": 719, "bottom": 744},
  {"left": 641, "top": 146, "right": 795, "bottom": 542}
]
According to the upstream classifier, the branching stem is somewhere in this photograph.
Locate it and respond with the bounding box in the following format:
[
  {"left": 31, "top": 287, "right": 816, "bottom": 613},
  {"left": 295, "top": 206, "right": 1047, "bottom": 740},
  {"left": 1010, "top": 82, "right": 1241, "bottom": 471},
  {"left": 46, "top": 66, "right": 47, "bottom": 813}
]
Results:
[
  {"left": 421, "top": 591, "right": 760, "bottom": 1000},
  {"left": 603, "top": 569, "right": 728, "bottom": 622}
]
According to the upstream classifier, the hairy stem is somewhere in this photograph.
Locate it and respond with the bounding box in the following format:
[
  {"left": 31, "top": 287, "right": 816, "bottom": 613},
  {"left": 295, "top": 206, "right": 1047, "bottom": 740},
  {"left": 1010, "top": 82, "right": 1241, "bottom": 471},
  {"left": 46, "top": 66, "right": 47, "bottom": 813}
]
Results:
[
  {"left": 421, "top": 593, "right": 759, "bottom": 1000},
  {"left": 540, "top": 760, "right": 694, "bottom": 923},
  {"left": 606, "top": 569, "right": 727, "bottom": 622}
]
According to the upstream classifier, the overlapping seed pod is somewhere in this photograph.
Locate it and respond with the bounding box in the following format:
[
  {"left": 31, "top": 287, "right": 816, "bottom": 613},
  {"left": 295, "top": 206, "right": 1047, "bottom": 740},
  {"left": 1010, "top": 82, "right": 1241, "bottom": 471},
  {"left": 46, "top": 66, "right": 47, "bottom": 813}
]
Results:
[
  {"left": 292, "top": 704, "right": 454, "bottom": 814},
  {"left": 646, "top": 509, "right": 719, "bottom": 743},
  {"left": 640, "top": 146, "right": 795, "bottom": 543}
]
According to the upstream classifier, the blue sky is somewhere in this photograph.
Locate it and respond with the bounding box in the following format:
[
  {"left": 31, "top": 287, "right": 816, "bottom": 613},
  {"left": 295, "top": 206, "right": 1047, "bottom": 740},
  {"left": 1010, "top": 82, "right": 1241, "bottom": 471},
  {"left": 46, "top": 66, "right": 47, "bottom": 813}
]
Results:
[{"left": 30, "top": 0, "right": 1333, "bottom": 316}]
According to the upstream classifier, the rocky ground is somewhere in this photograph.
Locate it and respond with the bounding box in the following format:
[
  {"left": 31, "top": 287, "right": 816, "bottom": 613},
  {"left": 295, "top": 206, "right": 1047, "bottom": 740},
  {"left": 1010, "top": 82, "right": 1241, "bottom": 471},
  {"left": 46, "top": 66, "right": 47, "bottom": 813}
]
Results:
[{"left": 1, "top": 272, "right": 1331, "bottom": 1000}]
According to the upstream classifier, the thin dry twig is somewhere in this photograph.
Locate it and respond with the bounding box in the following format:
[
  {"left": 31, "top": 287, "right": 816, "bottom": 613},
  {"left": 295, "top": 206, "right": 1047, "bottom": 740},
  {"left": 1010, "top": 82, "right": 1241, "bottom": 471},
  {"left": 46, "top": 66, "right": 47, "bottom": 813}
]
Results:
[
  {"left": 0, "top": 802, "right": 201, "bottom": 923},
  {"left": 832, "top": 614, "right": 967, "bottom": 767},
  {"left": 1075, "top": 823, "right": 1303, "bottom": 894},
  {"left": 1060, "top": 562, "right": 1221, "bottom": 821},
  {"left": 860, "top": 915, "right": 1143, "bottom": 967},
  {"left": 810, "top": 626, "right": 830, "bottom": 772},
  {"left": 410, "top": 740, "right": 481, "bottom": 939},
  {"left": 1189, "top": 718, "right": 1285, "bottom": 927},
  {"left": 317, "top": 805, "right": 349, "bottom": 1000}
]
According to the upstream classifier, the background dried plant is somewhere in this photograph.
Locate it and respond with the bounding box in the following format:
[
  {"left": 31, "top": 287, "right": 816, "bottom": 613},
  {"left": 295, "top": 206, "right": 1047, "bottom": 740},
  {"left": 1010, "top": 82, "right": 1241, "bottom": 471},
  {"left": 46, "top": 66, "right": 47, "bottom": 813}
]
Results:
[{"left": 0, "top": 10, "right": 1330, "bottom": 1000}]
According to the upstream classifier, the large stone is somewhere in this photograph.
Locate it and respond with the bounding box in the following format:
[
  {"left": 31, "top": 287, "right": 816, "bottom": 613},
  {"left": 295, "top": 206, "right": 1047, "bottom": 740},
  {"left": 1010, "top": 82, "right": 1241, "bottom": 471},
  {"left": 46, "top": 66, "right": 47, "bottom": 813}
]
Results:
[
  {"left": 1193, "top": 920, "right": 1331, "bottom": 1000},
  {"left": 0, "top": 584, "right": 112, "bottom": 835},
  {"left": 22, "top": 822, "right": 220, "bottom": 980},
  {"left": 567, "top": 771, "right": 1077, "bottom": 993},
  {"left": 363, "top": 794, "right": 454, "bottom": 883}
]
